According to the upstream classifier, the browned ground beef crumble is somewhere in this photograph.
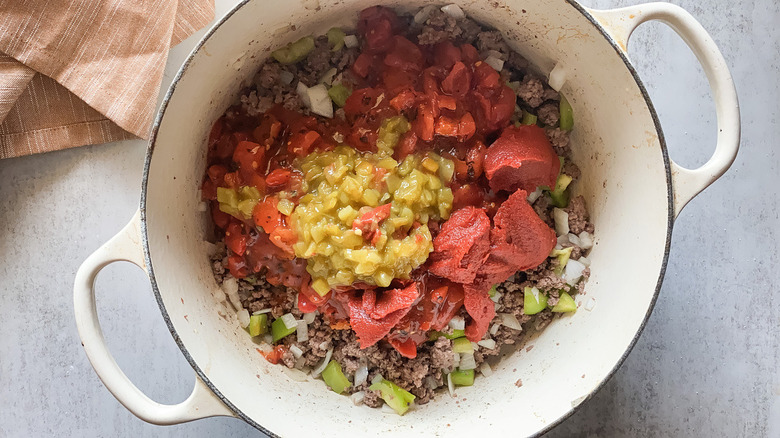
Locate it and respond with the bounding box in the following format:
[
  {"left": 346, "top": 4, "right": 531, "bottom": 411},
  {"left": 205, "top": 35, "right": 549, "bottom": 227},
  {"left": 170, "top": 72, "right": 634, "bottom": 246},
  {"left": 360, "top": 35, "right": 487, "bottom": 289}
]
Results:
[{"left": 211, "top": 8, "right": 593, "bottom": 408}]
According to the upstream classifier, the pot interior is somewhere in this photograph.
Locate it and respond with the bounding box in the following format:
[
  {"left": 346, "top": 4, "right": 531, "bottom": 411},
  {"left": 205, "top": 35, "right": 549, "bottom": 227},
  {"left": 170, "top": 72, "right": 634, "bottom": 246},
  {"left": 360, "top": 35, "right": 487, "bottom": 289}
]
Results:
[{"left": 143, "top": 0, "right": 671, "bottom": 436}]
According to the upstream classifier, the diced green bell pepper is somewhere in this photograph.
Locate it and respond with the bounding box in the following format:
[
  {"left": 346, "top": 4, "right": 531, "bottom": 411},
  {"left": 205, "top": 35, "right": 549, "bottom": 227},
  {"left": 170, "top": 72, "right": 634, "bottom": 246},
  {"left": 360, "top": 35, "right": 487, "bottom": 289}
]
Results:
[
  {"left": 549, "top": 247, "right": 573, "bottom": 276},
  {"left": 524, "top": 286, "right": 548, "bottom": 315},
  {"left": 488, "top": 285, "right": 498, "bottom": 297},
  {"left": 559, "top": 95, "right": 574, "bottom": 131},
  {"left": 322, "top": 360, "right": 351, "bottom": 394},
  {"left": 249, "top": 313, "right": 268, "bottom": 337},
  {"left": 271, "top": 36, "right": 315, "bottom": 65},
  {"left": 552, "top": 291, "right": 577, "bottom": 313},
  {"left": 549, "top": 173, "right": 573, "bottom": 208},
  {"left": 326, "top": 27, "right": 346, "bottom": 51},
  {"left": 328, "top": 83, "right": 351, "bottom": 107},
  {"left": 428, "top": 329, "right": 466, "bottom": 341},
  {"left": 450, "top": 369, "right": 475, "bottom": 387},
  {"left": 521, "top": 110, "right": 538, "bottom": 125},
  {"left": 452, "top": 337, "right": 473, "bottom": 354},
  {"left": 271, "top": 317, "right": 297, "bottom": 342},
  {"left": 369, "top": 379, "right": 416, "bottom": 415}
]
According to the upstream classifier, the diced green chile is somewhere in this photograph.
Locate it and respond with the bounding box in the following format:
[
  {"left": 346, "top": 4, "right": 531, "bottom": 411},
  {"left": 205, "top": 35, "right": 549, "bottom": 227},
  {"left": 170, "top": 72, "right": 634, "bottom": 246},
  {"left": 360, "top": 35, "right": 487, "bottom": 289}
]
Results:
[
  {"left": 326, "top": 27, "right": 346, "bottom": 51},
  {"left": 552, "top": 291, "right": 577, "bottom": 313},
  {"left": 523, "top": 286, "right": 548, "bottom": 315},
  {"left": 249, "top": 313, "right": 268, "bottom": 337},
  {"left": 559, "top": 95, "right": 574, "bottom": 131},
  {"left": 450, "top": 369, "right": 475, "bottom": 386},
  {"left": 271, "top": 317, "right": 297, "bottom": 342},
  {"left": 322, "top": 360, "right": 351, "bottom": 394},
  {"left": 369, "top": 379, "right": 415, "bottom": 415},
  {"left": 271, "top": 36, "right": 315, "bottom": 65},
  {"left": 328, "top": 84, "right": 351, "bottom": 107}
]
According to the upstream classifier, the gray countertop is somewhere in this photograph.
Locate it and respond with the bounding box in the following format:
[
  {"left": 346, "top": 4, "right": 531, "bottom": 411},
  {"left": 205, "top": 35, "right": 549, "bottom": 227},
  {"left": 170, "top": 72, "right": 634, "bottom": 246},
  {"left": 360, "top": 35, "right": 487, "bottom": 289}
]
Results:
[{"left": 0, "top": 0, "right": 776, "bottom": 436}]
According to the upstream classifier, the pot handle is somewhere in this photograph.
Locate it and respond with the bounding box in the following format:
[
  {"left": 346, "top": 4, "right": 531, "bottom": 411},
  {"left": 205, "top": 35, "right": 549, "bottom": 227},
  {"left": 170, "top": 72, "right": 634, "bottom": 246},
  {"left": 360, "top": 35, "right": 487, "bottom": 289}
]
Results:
[
  {"left": 586, "top": 2, "right": 740, "bottom": 218},
  {"left": 73, "top": 210, "right": 235, "bottom": 424}
]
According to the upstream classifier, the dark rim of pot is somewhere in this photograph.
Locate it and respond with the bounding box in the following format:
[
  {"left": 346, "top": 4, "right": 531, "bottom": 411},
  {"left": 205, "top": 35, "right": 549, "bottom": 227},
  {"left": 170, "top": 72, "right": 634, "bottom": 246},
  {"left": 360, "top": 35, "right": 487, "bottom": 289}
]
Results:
[{"left": 140, "top": 1, "right": 673, "bottom": 437}]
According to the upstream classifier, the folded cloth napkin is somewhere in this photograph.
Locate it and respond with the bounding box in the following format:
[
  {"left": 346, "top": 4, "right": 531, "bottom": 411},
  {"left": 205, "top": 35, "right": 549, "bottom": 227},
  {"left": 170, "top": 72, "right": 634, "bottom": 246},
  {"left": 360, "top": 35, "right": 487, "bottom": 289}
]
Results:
[{"left": 0, "top": 0, "right": 215, "bottom": 159}]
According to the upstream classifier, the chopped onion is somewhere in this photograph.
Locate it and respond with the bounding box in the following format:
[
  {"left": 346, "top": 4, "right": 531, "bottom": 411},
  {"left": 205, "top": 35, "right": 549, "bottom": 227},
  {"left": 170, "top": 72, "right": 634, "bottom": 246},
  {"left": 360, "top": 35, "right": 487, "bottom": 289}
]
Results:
[
  {"left": 567, "top": 232, "right": 582, "bottom": 247},
  {"left": 500, "top": 313, "right": 522, "bottom": 330},
  {"left": 494, "top": 301, "right": 501, "bottom": 312},
  {"left": 526, "top": 187, "right": 543, "bottom": 203},
  {"left": 343, "top": 34, "right": 358, "bottom": 48},
  {"left": 354, "top": 363, "right": 369, "bottom": 387},
  {"left": 490, "top": 291, "right": 502, "bottom": 303},
  {"left": 221, "top": 277, "right": 241, "bottom": 310},
  {"left": 262, "top": 333, "right": 273, "bottom": 344},
  {"left": 459, "top": 352, "right": 477, "bottom": 370},
  {"left": 311, "top": 347, "right": 333, "bottom": 378},
  {"left": 303, "top": 311, "right": 318, "bottom": 324},
  {"left": 280, "top": 313, "right": 297, "bottom": 330},
  {"left": 553, "top": 208, "right": 570, "bottom": 236},
  {"left": 282, "top": 367, "right": 309, "bottom": 382},
  {"left": 350, "top": 391, "right": 366, "bottom": 405},
  {"left": 584, "top": 297, "right": 596, "bottom": 311},
  {"left": 484, "top": 55, "right": 504, "bottom": 72},
  {"left": 381, "top": 404, "right": 397, "bottom": 414},
  {"left": 319, "top": 67, "right": 337, "bottom": 85},
  {"left": 557, "top": 234, "right": 570, "bottom": 246},
  {"left": 371, "top": 373, "right": 384, "bottom": 385},
  {"left": 237, "top": 309, "right": 250, "bottom": 328},
  {"left": 489, "top": 323, "right": 501, "bottom": 336},
  {"left": 548, "top": 62, "right": 566, "bottom": 91},
  {"left": 425, "top": 376, "right": 439, "bottom": 390},
  {"left": 203, "top": 241, "right": 217, "bottom": 257},
  {"left": 477, "top": 339, "right": 496, "bottom": 350},
  {"left": 294, "top": 356, "right": 306, "bottom": 369},
  {"left": 289, "top": 344, "right": 304, "bottom": 358},
  {"left": 212, "top": 286, "right": 226, "bottom": 303},
  {"left": 448, "top": 316, "right": 465, "bottom": 331},
  {"left": 452, "top": 351, "right": 460, "bottom": 368},
  {"left": 479, "top": 362, "right": 493, "bottom": 377},
  {"left": 578, "top": 255, "right": 591, "bottom": 267},
  {"left": 252, "top": 308, "right": 272, "bottom": 315},
  {"left": 414, "top": 5, "right": 437, "bottom": 23},
  {"left": 296, "top": 320, "right": 309, "bottom": 343},
  {"left": 197, "top": 201, "right": 207, "bottom": 212},
  {"left": 578, "top": 231, "right": 594, "bottom": 249},
  {"left": 279, "top": 70, "right": 294, "bottom": 85},
  {"left": 564, "top": 259, "right": 586, "bottom": 285},
  {"left": 447, "top": 373, "right": 455, "bottom": 396},
  {"left": 485, "top": 49, "right": 504, "bottom": 60},
  {"left": 441, "top": 4, "right": 465, "bottom": 19},
  {"left": 296, "top": 81, "right": 311, "bottom": 107},
  {"left": 306, "top": 84, "right": 333, "bottom": 118}
]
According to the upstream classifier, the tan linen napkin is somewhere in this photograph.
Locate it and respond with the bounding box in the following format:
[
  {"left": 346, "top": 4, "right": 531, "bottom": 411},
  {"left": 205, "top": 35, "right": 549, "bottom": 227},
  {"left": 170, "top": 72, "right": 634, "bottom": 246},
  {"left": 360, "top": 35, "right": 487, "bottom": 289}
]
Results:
[{"left": 0, "top": 0, "right": 215, "bottom": 159}]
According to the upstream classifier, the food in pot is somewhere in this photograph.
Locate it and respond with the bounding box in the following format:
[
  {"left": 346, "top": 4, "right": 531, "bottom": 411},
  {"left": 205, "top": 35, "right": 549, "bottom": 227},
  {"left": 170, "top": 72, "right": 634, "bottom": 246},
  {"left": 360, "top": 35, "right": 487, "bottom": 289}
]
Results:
[{"left": 201, "top": 4, "right": 594, "bottom": 414}]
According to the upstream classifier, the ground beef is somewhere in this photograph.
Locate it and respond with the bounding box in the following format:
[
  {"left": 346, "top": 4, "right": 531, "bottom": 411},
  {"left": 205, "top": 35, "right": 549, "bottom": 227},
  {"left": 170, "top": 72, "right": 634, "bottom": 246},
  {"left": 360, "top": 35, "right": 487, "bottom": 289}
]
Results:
[{"left": 211, "top": 6, "right": 596, "bottom": 411}]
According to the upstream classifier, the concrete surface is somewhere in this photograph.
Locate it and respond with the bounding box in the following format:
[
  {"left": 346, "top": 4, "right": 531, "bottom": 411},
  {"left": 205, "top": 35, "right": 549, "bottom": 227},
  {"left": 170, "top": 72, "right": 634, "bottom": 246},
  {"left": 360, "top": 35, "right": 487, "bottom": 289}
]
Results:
[{"left": 0, "top": 0, "right": 776, "bottom": 436}]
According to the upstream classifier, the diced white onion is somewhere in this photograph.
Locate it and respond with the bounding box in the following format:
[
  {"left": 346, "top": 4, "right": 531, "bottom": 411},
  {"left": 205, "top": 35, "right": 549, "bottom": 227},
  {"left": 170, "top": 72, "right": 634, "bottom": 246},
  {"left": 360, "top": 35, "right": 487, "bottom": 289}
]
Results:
[
  {"left": 567, "top": 233, "right": 582, "bottom": 247},
  {"left": 479, "top": 362, "right": 493, "bottom": 377},
  {"left": 447, "top": 373, "right": 455, "bottom": 396},
  {"left": 354, "top": 363, "right": 369, "bottom": 387},
  {"left": 459, "top": 352, "right": 477, "bottom": 370},
  {"left": 289, "top": 344, "right": 303, "bottom": 358},
  {"left": 584, "top": 297, "right": 596, "bottom": 311},
  {"left": 490, "top": 291, "right": 502, "bottom": 303},
  {"left": 282, "top": 367, "right": 309, "bottom": 382},
  {"left": 526, "top": 187, "right": 543, "bottom": 203},
  {"left": 578, "top": 256, "right": 591, "bottom": 267},
  {"left": 414, "top": 4, "right": 437, "bottom": 23},
  {"left": 279, "top": 70, "right": 294, "bottom": 85},
  {"left": 484, "top": 55, "right": 504, "bottom": 72},
  {"left": 471, "top": 341, "right": 479, "bottom": 351},
  {"left": 557, "top": 234, "right": 570, "bottom": 246},
  {"left": 494, "top": 301, "right": 501, "bottom": 312},
  {"left": 198, "top": 201, "right": 207, "bottom": 212},
  {"left": 306, "top": 84, "right": 333, "bottom": 118},
  {"left": 448, "top": 316, "right": 465, "bottom": 331},
  {"left": 296, "top": 81, "right": 311, "bottom": 107},
  {"left": 311, "top": 347, "right": 333, "bottom": 378},
  {"left": 252, "top": 308, "right": 272, "bottom": 315},
  {"left": 553, "top": 208, "right": 570, "bottom": 236},
  {"left": 381, "top": 404, "right": 397, "bottom": 414},
  {"left": 548, "top": 62, "right": 566, "bottom": 91},
  {"left": 303, "top": 311, "right": 318, "bottom": 324},
  {"left": 578, "top": 231, "right": 594, "bottom": 249},
  {"left": 441, "top": 4, "right": 465, "bottom": 19},
  {"left": 203, "top": 241, "right": 217, "bottom": 257},
  {"left": 490, "top": 323, "right": 501, "bottom": 336},
  {"left": 237, "top": 309, "right": 250, "bottom": 328},
  {"left": 212, "top": 286, "right": 226, "bottom": 303},
  {"left": 296, "top": 320, "right": 309, "bottom": 343},
  {"left": 221, "top": 277, "right": 241, "bottom": 310},
  {"left": 350, "top": 391, "right": 366, "bottom": 405},
  {"left": 262, "top": 333, "right": 273, "bottom": 344},
  {"left": 452, "top": 351, "right": 461, "bottom": 368},
  {"left": 280, "top": 313, "right": 297, "bottom": 330},
  {"left": 295, "top": 356, "right": 306, "bottom": 369},
  {"left": 564, "top": 259, "right": 587, "bottom": 286},
  {"left": 485, "top": 49, "right": 504, "bottom": 60},
  {"left": 371, "top": 373, "right": 384, "bottom": 385},
  {"left": 477, "top": 339, "right": 496, "bottom": 350},
  {"left": 425, "top": 376, "right": 439, "bottom": 390},
  {"left": 500, "top": 313, "right": 522, "bottom": 330},
  {"left": 319, "top": 67, "right": 337, "bottom": 85},
  {"left": 343, "top": 35, "right": 358, "bottom": 48}
]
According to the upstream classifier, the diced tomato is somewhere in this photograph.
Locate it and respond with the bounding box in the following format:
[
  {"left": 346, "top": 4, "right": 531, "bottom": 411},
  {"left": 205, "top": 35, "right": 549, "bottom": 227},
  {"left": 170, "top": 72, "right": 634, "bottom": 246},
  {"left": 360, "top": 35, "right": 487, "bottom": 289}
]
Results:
[
  {"left": 389, "top": 90, "right": 417, "bottom": 112},
  {"left": 265, "top": 168, "right": 292, "bottom": 190},
  {"left": 434, "top": 115, "right": 460, "bottom": 137},
  {"left": 207, "top": 164, "right": 228, "bottom": 184},
  {"left": 287, "top": 130, "right": 321, "bottom": 157},
  {"left": 441, "top": 62, "right": 471, "bottom": 98},
  {"left": 472, "top": 62, "right": 501, "bottom": 90},
  {"left": 387, "top": 336, "right": 418, "bottom": 359},
  {"left": 382, "top": 69, "right": 417, "bottom": 95},
  {"left": 344, "top": 88, "right": 385, "bottom": 118},
  {"left": 269, "top": 225, "right": 297, "bottom": 256},
  {"left": 259, "top": 345, "right": 288, "bottom": 364},
  {"left": 223, "top": 171, "right": 242, "bottom": 190},
  {"left": 227, "top": 253, "right": 248, "bottom": 278},
  {"left": 414, "top": 103, "right": 435, "bottom": 142},
  {"left": 384, "top": 36, "right": 424, "bottom": 72},
  {"left": 352, "top": 52, "right": 374, "bottom": 78},
  {"left": 452, "top": 184, "right": 485, "bottom": 209},
  {"left": 393, "top": 131, "right": 417, "bottom": 161},
  {"left": 225, "top": 222, "right": 247, "bottom": 256},
  {"left": 201, "top": 180, "right": 217, "bottom": 201},
  {"left": 252, "top": 197, "right": 283, "bottom": 234},
  {"left": 214, "top": 133, "right": 234, "bottom": 159},
  {"left": 466, "top": 139, "right": 486, "bottom": 178},
  {"left": 459, "top": 43, "right": 480, "bottom": 64},
  {"left": 233, "top": 141, "right": 264, "bottom": 181},
  {"left": 253, "top": 114, "right": 282, "bottom": 145},
  {"left": 298, "top": 279, "right": 330, "bottom": 313},
  {"left": 352, "top": 203, "right": 392, "bottom": 243},
  {"left": 433, "top": 41, "right": 462, "bottom": 68},
  {"left": 211, "top": 202, "right": 231, "bottom": 229},
  {"left": 357, "top": 6, "right": 399, "bottom": 54},
  {"left": 421, "top": 67, "right": 442, "bottom": 95}
]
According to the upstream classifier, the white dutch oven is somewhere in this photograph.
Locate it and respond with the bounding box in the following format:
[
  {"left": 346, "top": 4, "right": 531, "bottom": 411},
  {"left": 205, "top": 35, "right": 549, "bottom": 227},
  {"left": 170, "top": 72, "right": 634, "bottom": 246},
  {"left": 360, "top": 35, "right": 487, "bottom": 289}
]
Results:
[{"left": 74, "top": 1, "right": 739, "bottom": 436}]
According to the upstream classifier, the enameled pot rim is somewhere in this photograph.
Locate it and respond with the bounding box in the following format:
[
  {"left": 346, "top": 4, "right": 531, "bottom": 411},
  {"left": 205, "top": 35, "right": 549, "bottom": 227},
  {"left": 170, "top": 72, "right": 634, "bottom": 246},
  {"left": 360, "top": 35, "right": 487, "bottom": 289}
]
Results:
[{"left": 140, "top": 1, "right": 674, "bottom": 436}]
